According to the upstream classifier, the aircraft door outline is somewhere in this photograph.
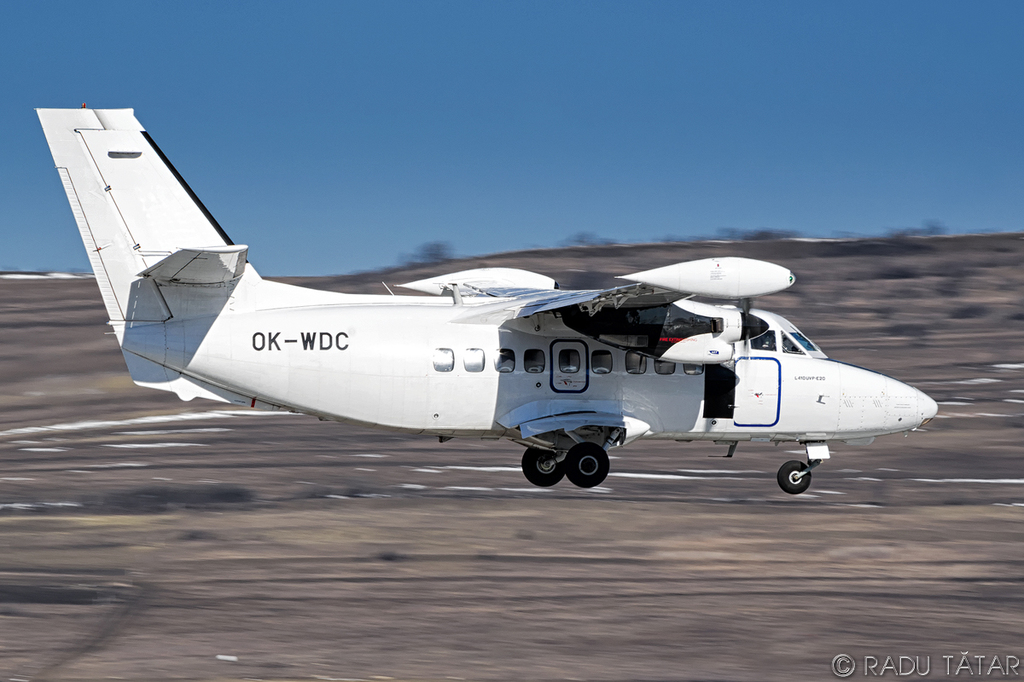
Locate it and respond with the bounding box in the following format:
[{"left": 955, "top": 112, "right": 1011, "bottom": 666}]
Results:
[{"left": 733, "top": 356, "right": 782, "bottom": 427}]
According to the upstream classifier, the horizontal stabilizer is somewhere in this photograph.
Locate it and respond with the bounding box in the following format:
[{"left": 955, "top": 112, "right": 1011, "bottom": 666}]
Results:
[{"left": 140, "top": 245, "right": 248, "bottom": 284}]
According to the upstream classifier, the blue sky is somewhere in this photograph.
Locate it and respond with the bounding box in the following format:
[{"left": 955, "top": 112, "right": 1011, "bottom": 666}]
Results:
[{"left": 3, "top": 1, "right": 1023, "bottom": 275}]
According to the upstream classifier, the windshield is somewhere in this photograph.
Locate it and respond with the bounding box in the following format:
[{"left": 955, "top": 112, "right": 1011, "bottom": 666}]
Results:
[
  {"left": 790, "top": 330, "right": 820, "bottom": 353},
  {"left": 781, "top": 333, "right": 804, "bottom": 355}
]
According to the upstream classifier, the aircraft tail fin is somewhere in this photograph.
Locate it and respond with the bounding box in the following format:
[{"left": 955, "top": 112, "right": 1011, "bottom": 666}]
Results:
[{"left": 36, "top": 108, "right": 248, "bottom": 323}]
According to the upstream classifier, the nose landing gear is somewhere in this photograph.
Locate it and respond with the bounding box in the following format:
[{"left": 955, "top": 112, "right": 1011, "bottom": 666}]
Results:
[
  {"left": 777, "top": 442, "right": 829, "bottom": 495},
  {"left": 777, "top": 459, "right": 814, "bottom": 494}
]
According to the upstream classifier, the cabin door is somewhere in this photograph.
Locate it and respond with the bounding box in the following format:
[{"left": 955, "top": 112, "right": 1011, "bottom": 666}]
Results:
[{"left": 733, "top": 357, "right": 781, "bottom": 427}]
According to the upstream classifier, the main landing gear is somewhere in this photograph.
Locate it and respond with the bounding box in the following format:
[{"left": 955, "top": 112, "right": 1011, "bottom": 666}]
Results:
[
  {"left": 776, "top": 442, "right": 829, "bottom": 495},
  {"left": 564, "top": 442, "right": 610, "bottom": 488},
  {"left": 521, "top": 442, "right": 610, "bottom": 489},
  {"left": 521, "top": 448, "right": 564, "bottom": 487}
]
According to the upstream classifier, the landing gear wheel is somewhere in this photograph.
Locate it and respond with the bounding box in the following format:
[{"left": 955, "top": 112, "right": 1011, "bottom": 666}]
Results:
[
  {"left": 564, "top": 442, "right": 610, "bottom": 488},
  {"left": 777, "top": 459, "right": 812, "bottom": 495},
  {"left": 521, "top": 448, "right": 564, "bottom": 487}
]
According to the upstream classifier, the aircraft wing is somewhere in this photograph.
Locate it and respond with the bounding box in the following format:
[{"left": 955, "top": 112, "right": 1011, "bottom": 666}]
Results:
[
  {"left": 452, "top": 282, "right": 680, "bottom": 324},
  {"left": 443, "top": 257, "right": 795, "bottom": 324}
]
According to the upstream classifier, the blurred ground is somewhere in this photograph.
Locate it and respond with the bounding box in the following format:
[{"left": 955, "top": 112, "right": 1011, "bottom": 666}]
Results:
[{"left": 1, "top": 233, "right": 1023, "bottom": 681}]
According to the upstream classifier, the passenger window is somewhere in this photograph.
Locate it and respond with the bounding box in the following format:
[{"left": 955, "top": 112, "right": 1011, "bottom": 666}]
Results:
[
  {"left": 464, "top": 348, "right": 485, "bottom": 372},
  {"left": 625, "top": 351, "right": 647, "bottom": 374},
  {"left": 495, "top": 348, "right": 515, "bottom": 373},
  {"left": 592, "top": 350, "right": 613, "bottom": 374},
  {"left": 750, "top": 331, "right": 776, "bottom": 352},
  {"left": 683, "top": 363, "right": 704, "bottom": 376},
  {"left": 524, "top": 349, "right": 546, "bottom": 373},
  {"left": 654, "top": 360, "right": 676, "bottom": 375},
  {"left": 433, "top": 348, "right": 454, "bottom": 372},
  {"left": 781, "top": 333, "right": 805, "bottom": 355},
  {"left": 558, "top": 348, "right": 581, "bottom": 373}
]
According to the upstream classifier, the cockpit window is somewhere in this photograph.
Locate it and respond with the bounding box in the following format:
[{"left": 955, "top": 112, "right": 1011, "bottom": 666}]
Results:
[
  {"left": 750, "top": 330, "right": 776, "bottom": 352},
  {"left": 781, "top": 333, "right": 804, "bottom": 355},
  {"left": 790, "top": 331, "right": 819, "bottom": 353}
]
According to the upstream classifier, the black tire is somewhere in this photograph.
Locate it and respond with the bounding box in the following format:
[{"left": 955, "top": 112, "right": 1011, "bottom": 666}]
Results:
[
  {"left": 564, "top": 442, "right": 610, "bottom": 488},
  {"left": 521, "top": 448, "right": 564, "bottom": 487},
  {"left": 777, "top": 459, "right": 812, "bottom": 495}
]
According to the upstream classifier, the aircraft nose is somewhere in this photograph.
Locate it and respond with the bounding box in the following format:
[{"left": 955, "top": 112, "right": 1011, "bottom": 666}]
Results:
[{"left": 917, "top": 388, "right": 938, "bottom": 424}]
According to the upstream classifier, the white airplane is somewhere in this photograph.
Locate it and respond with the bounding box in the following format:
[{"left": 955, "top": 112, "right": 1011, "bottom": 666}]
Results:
[{"left": 37, "top": 107, "right": 937, "bottom": 495}]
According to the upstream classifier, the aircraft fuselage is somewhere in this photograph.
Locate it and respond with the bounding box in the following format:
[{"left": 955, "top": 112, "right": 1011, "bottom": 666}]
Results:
[{"left": 120, "top": 289, "right": 935, "bottom": 448}]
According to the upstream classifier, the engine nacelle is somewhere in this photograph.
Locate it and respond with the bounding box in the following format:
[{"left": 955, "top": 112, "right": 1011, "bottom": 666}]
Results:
[
  {"left": 659, "top": 333, "right": 735, "bottom": 363},
  {"left": 620, "top": 257, "right": 794, "bottom": 299},
  {"left": 666, "top": 301, "right": 769, "bottom": 363}
]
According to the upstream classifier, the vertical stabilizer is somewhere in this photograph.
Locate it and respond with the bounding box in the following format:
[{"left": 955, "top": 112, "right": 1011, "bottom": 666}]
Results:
[{"left": 36, "top": 108, "right": 242, "bottom": 323}]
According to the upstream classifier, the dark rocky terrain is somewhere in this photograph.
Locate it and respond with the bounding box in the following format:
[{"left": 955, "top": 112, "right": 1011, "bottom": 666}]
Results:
[{"left": 1, "top": 232, "right": 1023, "bottom": 681}]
